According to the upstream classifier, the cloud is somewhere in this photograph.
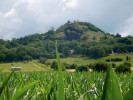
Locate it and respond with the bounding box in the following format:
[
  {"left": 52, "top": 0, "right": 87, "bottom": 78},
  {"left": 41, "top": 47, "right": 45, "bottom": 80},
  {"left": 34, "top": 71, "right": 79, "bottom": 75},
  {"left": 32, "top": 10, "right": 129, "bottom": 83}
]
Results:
[
  {"left": 0, "top": 0, "right": 133, "bottom": 39},
  {"left": 118, "top": 15, "right": 133, "bottom": 36}
]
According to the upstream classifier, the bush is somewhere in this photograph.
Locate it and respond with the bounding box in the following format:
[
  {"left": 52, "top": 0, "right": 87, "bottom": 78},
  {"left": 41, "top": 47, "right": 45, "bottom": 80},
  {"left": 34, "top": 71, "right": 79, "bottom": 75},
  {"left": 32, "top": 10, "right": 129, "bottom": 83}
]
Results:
[
  {"left": 112, "top": 63, "right": 116, "bottom": 68},
  {"left": 93, "top": 62, "right": 109, "bottom": 72},
  {"left": 51, "top": 61, "right": 57, "bottom": 70},
  {"left": 45, "top": 62, "right": 51, "bottom": 67},
  {"left": 76, "top": 65, "right": 89, "bottom": 72},
  {"left": 62, "top": 63, "right": 70, "bottom": 69},
  {"left": 39, "top": 57, "right": 47, "bottom": 64},
  {"left": 88, "top": 63, "right": 93, "bottom": 69},
  {"left": 59, "top": 53, "right": 65, "bottom": 58},
  {"left": 105, "top": 58, "right": 123, "bottom": 62},
  {"left": 123, "top": 62, "right": 131, "bottom": 67},
  {"left": 70, "top": 64, "right": 77, "bottom": 69},
  {"left": 115, "top": 64, "right": 131, "bottom": 73},
  {"left": 51, "top": 61, "right": 66, "bottom": 71}
]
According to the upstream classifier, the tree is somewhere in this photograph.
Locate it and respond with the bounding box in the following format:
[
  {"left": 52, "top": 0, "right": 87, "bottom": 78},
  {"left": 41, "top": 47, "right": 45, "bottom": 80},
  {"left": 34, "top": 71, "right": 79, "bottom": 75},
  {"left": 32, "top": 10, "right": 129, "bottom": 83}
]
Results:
[
  {"left": 76, "top": 65, "right": 89, "bottom": 72},
  {"left": 93, "top": 62, "right": 109, "bottom": 72},
  {"left": 0, "top": 54, "right": 5, "bottom": 62},
  {"left": 126, "top": 56, "right": 129, "bottom": 61},
  {"left": 115, "top": 33, "right": 121, "bottom": 37},
  {"left": 23, "top": 55, "right": 32, "bottom": 61},
  {"left": 62, "top": 47, "right": 71, "bottom": 57},
  {"left": 51, "top": 61, "right": 58, "bottom": 70},
  {"left": 39, "top": 57, "right": 47, "bottom": 64},
  {"left": 88, "top": 46, "right": 105, "bottom": 58},
  {"left": 115, "top": 64, "right": 131, "bottom": 73},
  {"left": 6, "top": 52, "right": 17, "bottom": 62},
  {"left": 17, "top": 51, "right": 27, "bottom": 61}
]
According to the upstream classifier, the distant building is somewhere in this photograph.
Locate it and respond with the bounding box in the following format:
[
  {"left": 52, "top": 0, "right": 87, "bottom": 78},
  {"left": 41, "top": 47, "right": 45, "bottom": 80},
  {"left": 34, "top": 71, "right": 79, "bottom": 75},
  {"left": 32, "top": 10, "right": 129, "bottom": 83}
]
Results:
[{"left": 70, "top": 49, "right": 74, "bottom": 54}]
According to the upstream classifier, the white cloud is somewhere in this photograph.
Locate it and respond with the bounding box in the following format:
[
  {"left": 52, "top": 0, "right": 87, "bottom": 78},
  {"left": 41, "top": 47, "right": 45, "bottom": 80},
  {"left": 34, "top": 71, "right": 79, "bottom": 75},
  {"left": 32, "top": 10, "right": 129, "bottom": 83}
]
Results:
[
  {"left": 119, "top": 15, "right": 133, "bottom": 36},
  {"left": 0, "top": 0, "right": 133, "bottom": 39},
  {"left": 66, "top": 0, "right": 78, "bottom": 8}
]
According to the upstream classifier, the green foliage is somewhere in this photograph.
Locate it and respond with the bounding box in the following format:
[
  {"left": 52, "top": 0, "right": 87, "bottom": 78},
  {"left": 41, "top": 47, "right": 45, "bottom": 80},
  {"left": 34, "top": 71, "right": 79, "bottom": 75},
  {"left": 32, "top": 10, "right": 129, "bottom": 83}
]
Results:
[
  {"left": 56, "top": 41, "right": 65, "bottom": 100},
  {"left": 23, "top": 55, "right": 32, "bottom": 61},
  {"left": 70, "top": 64, "right": 77, "bottom": 69},
  {"left": 93, "top": 62, "right": 109, "bottom": 72},
  {"left": 123, "top": 62, "right": 131, "bottom": 67},
  {"left": 76, "top": 65, "right": 89, "bottom": 72},
  {"left": 88, "top": 46, "right": 105, "bottom": 58},
  {"left": 0, "top": 69, "right": 14, "bottom": 96},
  {"left": 105, "top": 58, "right": 123, "bottom": 62},
  {"left": 10, "top": 82, "right": 38, "bottom": 100},
  {"left": 39, "top": 57, "right": 47, "bottom": 64},
  {"left": 123, "top": 87, "right": 133, "bottom": 100},
  {"left": 112, "top": 63, "right": 116, "bottom": 68},
  {"left": 118, "top": 37, "right": 132, "bottom": 45},
  {"left": 51, "top": 61, "right": 58, "bottom": 70},
  {"left": 101, "top": 66, "right": 123, "bottom": 100},
  {"left": 115, "top": 64, "right": 131, "bottom": 73}
]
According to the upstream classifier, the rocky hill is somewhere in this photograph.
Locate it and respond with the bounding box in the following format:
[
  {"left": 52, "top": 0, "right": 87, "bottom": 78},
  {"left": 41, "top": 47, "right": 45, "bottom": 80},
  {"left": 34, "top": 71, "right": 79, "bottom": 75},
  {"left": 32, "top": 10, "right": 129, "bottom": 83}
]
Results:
[{"left": 44, "top": 21, "right": 105, "bottom": 41}]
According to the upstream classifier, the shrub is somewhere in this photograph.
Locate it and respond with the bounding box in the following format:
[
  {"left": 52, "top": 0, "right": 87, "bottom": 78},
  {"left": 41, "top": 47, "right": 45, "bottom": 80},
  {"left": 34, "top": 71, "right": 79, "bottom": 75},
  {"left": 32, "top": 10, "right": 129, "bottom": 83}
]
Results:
[
  {"left": 59, "top": 53, "right": 65, "bottom": 58},
  {"left": 123, "top": 62, "right": 131, "bottom": 67},
  {"left": 51, "top": 61, "right": 58, "bottom": 70},
  {"left": 93, "top": 62, "right": 109, "bottom": 72},
  {"left": 51, "top": 61, "right": 66, "bottom": 71},
  {"left": 115, "top": 64, "right": 131, "bottom": 73},
  {"left": 88, "top": 63, "right": 93, "bottom": 69},
  {"left": 39, "top": 57, "right": 47, "bottom": 64},
  {"left": 105, "top": 58, "right": 123, "bottom": 62},
  {"left": 62, "top": 63, "right": 70, "bottom": 69},
  {"left": 76, "top": 65, "right": 89, "bottom": 72},
  {"left": 45, "top": 62, "right": 51, "bottom": 67},
  {"left": 112, "top": 63, "right": 116, "bottom": 68},
  {"left": 70, "top": 64, "right": 77, "bottom": 69}
]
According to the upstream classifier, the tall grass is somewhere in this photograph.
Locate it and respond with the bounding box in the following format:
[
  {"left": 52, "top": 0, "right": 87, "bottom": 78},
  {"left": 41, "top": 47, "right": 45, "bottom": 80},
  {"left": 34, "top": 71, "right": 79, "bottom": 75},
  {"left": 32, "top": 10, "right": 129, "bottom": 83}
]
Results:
[{"left": 56, "top": 41, "right": 65, "bottom": 100}]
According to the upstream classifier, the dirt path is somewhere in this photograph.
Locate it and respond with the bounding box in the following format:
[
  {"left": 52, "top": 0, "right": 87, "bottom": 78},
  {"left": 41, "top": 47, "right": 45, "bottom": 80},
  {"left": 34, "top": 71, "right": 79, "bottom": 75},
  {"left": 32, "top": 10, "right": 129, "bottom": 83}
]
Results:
[
  {"left": 66, "top": 69, "right": 76, "bottom": 72},
  {"left": 32, "top": 62, "right": 46, "bottom": 71},
  {"left": 131, "top": 67, "right": 133, "bottom": 71}
]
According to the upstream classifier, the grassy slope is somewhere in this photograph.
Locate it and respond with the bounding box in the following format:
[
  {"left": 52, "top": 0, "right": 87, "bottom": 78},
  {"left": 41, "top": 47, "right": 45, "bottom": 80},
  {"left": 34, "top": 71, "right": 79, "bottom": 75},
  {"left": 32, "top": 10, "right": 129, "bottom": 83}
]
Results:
[
  {"left": 1, "top": 54, "right": 133, "bottom": 72},
  {"left": 47, "top": 54, "right": 133, "bottom": 66},
  {"left": 0, "top": 60, "right": 51, "bottom": 72}
]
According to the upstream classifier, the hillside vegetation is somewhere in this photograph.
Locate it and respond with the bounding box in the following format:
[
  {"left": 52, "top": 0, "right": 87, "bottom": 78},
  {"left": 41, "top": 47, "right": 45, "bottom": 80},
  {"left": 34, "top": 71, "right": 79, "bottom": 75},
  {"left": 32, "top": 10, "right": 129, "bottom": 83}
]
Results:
[{"left": 0, "top": 21, "right": 133, "bottom": 63}]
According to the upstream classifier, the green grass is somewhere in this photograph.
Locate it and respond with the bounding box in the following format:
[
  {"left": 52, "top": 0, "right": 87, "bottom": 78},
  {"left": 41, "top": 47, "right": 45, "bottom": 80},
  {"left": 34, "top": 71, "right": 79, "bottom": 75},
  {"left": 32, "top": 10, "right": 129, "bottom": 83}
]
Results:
[
  {"left": 47, "top": 54, "right": 133, "bottom": 66},
  {"left": 0, "top": 60, "right": 51, "bottom": 72},
  {"left": 0, "top": 54, "right": 133, "bottom": 72}
]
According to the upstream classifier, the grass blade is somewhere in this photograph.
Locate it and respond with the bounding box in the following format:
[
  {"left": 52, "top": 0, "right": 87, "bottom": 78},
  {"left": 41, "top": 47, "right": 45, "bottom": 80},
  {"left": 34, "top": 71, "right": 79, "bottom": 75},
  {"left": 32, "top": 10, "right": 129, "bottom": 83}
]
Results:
[
  {"left": 10, "top": 81, "right": 38, "bottom": 100},
  {"left": 123, "top": 87, "right": 133, "bottom": 100},
  {"left": 101, "top": 66, "right": 123, "bottom": 100},
  {"left": 56, "top": 41, "right": 65, "bottom": 100},
  {"left": 0, "top": 69, "right": 14, "bottom": 96}
]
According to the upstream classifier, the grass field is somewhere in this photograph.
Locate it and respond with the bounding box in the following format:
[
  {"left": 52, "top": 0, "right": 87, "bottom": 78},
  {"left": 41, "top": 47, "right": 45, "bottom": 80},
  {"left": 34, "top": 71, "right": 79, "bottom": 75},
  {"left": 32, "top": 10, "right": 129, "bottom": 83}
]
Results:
[
  {"left": 47, "top": 54, "right": 133, "bottom": 66},
  {"left": 0, "top": 60, "right": 51, "bottom": 72},
  {"left": 0, "top": 54, "right": 133, "bottom": 72}
]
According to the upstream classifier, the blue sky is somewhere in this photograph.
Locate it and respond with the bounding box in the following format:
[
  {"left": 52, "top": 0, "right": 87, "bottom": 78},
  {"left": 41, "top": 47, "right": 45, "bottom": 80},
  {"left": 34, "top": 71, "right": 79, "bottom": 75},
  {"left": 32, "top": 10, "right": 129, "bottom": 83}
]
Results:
[{"left": 0, "top": 0, "right": 133, "bottom": 39}]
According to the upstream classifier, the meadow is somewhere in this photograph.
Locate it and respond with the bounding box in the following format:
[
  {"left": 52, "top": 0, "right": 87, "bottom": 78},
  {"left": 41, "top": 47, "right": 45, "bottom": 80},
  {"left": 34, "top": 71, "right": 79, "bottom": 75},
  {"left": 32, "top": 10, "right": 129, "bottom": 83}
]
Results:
[
  {"left": 0, "top": 54, "right": 133, "bottom": 100},
  {"left": 0, "top": 54, "right": 133, "bottom": 72}
]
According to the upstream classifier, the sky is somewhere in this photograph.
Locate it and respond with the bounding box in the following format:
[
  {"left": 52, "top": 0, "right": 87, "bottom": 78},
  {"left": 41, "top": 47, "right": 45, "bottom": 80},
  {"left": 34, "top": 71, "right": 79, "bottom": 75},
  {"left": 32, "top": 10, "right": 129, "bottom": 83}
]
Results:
[{"left": 0, "top": 0, "right": 133, "bottom": 40}]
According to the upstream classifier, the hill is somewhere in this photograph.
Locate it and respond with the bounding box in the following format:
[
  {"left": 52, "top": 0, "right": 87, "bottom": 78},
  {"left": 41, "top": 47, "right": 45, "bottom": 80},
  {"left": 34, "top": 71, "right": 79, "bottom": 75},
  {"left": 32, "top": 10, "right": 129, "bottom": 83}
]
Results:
[
  {"left": 55, "top": 21, "right": 105, "bottom": 41},
  {"left": 0, "top": 21, "right": 133, "bottom": 63}
]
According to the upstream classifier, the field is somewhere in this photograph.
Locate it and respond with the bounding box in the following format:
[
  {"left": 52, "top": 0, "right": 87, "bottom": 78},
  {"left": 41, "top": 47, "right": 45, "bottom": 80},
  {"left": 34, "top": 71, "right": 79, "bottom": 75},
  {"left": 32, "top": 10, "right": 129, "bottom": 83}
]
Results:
[
  {"left": 0, "top": 54, "right": 133, "bottom": 72},
  {"left": 47, "top": 54, "right": 133, "bottom": 71},
  {"left": 0, "top": 60, "right": 51, "bottom": 72},
  {"left": 0, "top": 70, "right": 132, "bottom": 100},
  {"left": 0, "top": 54, "right": 133, "bottom": 99}
]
